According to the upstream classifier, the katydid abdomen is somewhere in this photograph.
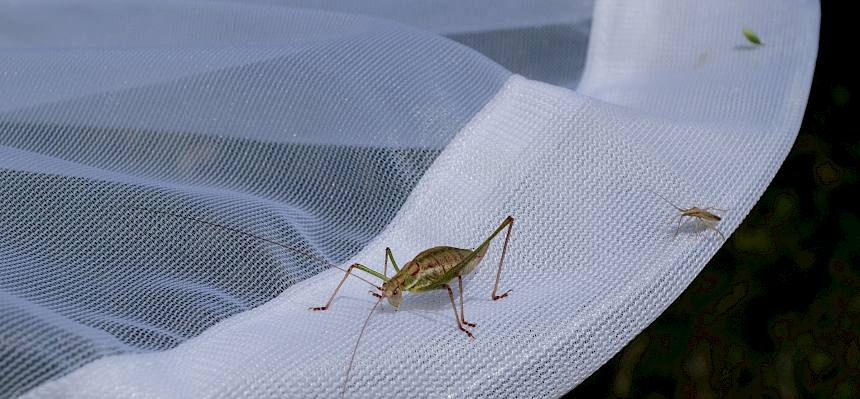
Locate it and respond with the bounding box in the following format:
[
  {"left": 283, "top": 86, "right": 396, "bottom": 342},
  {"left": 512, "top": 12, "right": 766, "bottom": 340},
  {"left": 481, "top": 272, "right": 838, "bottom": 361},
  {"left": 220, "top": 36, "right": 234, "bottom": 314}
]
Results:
[{"left": 395, "top": 245, "right": 488, "bottom": 292}]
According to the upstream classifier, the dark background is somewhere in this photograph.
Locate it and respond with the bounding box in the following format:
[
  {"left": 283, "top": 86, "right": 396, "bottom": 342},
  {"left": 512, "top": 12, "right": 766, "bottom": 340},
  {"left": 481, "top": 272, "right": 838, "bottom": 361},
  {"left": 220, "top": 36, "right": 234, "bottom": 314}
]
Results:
[{"left": 568, "top": 3, "right": 858, "bottom": 398}]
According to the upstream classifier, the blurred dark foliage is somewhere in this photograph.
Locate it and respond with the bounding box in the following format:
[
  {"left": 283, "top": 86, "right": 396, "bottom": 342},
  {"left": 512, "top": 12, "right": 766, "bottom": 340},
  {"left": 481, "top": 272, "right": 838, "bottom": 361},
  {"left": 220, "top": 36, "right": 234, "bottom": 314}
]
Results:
[{"left": 569, "top": 3, "right": 858, "bottom": 398}]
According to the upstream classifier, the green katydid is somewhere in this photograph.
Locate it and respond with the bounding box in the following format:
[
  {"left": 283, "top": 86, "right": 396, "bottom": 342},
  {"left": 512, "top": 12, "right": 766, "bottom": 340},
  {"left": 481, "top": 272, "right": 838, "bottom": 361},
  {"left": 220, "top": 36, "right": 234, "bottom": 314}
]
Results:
[
  {"left": 127, "top": 207, "right": 514, "bottom": 397},
  {"left": 311, "top": 216, "right": 514, "bottom": 397},
  {"left": 310, "top": 215, "right": 514, "bottom": 336}
]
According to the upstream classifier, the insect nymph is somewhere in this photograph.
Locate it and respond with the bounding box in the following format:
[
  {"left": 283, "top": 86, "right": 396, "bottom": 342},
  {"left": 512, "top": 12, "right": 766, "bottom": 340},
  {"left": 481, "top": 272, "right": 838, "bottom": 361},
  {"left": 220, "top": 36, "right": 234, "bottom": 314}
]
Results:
[
  {"left": 648, "top": 190, "right": 727, "bottom": 239},
  {"left": 311, "top": 215, "right": 514, "bottom": 337}
]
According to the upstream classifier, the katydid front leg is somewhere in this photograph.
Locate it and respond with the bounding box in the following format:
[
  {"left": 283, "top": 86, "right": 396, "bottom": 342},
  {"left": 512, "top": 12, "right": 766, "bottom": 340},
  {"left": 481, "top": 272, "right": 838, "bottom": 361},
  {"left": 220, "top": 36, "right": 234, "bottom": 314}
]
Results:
[
  {"left": 310, "top": 263, "right": 385, "bottom": 311},
  {"left": 382, "top": 247, "right": 399, "bottom": 277}
]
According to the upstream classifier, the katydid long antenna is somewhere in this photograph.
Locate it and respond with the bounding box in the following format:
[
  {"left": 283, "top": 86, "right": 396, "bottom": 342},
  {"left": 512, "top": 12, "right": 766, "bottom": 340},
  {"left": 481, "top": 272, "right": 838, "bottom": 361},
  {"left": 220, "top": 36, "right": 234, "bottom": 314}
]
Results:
[
  {"left": 127, "top": 206, "right": 382, "bottom": 289},
  {"left": 342, "top": 295, "right": 383, "bottom": 398}
]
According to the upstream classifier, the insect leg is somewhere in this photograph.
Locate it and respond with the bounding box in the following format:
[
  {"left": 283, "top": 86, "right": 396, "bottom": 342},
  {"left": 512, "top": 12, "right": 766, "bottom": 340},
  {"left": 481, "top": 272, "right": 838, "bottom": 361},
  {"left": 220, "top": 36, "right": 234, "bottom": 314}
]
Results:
[
  {"left": 702, "top": 220, "right": 726, "bottom": 240},
  {"left": 491, "top": 217, "right": 514, "bottom": 301},
  {"left": 692, "top": 218, "right": 726, "bottom": 240},
  {"left": 712, "top": 225, "right": 726, "bottom": 240},
  {"left": 445, "top": 284, "right": 473, "bottom": 338},
  {"left": 130, "top": 206, "right": 383, "bottom": 289},
  {"left": 310, "top": 263, "right": 385, "bottom": 311},
  {"left": 674, "top": 215, "right": 688, "bottom": 238},
  {"left": 457, "top": 275, "right": 476, "bottom": 328},
  {"left": 703, "top": 207, "right": 729, "bottom": 212},
  {"left": 385, "top": 247, "right": 400, "bottom": 274},
  {"left": 441, "top": 216, "right": 513, "bottom": 301}
]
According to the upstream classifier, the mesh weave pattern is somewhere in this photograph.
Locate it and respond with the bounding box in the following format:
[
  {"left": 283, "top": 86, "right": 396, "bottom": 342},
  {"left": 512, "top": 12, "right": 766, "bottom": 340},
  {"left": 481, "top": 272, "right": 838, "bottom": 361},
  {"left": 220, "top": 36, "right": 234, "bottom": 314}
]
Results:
[
  {"left": 1, "top": 2, "right": 511, "bottom": 397},
  {"left": 1, "top": 0, "right": 818, "bottom": 398}
]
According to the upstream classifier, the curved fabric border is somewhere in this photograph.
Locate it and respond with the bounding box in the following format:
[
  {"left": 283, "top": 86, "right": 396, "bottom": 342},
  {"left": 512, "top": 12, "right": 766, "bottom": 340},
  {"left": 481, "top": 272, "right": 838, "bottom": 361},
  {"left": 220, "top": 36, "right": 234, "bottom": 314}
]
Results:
[{"left": 21, "top": 0, "right": 819, "bottom": 397}]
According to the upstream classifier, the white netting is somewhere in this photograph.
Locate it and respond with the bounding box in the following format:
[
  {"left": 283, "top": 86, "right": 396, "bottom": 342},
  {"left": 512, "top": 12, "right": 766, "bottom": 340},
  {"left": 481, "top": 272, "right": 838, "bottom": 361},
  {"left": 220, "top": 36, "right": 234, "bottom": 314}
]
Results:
[{"left": 1, "top": 0, "right": 818, "bottom": 398}]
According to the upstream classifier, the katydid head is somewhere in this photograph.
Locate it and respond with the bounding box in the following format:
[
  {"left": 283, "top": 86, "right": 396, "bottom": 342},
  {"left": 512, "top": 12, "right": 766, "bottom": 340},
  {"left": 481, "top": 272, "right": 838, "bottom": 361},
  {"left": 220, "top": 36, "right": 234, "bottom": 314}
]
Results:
[{"left": 380, "top": 281, "right": 403, "bottom": 310}]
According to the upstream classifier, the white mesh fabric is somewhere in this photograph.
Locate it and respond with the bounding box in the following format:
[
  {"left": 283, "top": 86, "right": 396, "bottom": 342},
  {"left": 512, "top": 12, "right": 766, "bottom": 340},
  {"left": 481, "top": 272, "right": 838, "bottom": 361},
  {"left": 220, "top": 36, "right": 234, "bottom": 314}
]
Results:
[
  {"left": 271, "top": 0, "right": 594, "bottom": 88},
  {"left": 1, "top": 1, "right": 513, "bottom": 396},
  {"left": 1, "top": 0, "right": 818, "bottom": 398}
]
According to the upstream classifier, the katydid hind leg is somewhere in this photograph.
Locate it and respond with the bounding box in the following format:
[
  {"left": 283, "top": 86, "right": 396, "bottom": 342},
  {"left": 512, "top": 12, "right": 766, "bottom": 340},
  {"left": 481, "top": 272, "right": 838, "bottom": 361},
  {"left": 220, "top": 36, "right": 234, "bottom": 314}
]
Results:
[
  {"left": 457, "top": 275, "right": 476, "bottom": 328},
  {"left": 491, "top": 216, "right": 514, "bottom": 301},
  {"left": 445, "top": 284, "right": 473, "bottom": 338}
]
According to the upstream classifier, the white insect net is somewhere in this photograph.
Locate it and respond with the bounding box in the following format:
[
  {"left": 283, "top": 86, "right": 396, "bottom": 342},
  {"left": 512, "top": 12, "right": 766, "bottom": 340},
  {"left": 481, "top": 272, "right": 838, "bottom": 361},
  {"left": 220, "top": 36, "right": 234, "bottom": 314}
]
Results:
[{"left": 0, "top": 0, "right": 819, "bottom": 398}]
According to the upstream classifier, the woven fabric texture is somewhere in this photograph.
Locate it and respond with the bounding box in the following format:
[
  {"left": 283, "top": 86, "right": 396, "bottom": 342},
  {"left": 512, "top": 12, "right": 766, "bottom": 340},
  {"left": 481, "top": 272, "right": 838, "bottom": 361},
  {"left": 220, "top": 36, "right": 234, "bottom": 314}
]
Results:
[{"left": 1, "top": 0, "right": 818, "bottom": 398}]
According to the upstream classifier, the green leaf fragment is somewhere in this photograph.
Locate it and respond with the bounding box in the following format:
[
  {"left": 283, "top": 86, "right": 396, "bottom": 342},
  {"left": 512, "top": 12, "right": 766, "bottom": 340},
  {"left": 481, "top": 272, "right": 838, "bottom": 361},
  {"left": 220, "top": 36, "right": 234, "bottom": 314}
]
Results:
[{"left": 742, "top": 28, "right": 763, "bottom": 45}]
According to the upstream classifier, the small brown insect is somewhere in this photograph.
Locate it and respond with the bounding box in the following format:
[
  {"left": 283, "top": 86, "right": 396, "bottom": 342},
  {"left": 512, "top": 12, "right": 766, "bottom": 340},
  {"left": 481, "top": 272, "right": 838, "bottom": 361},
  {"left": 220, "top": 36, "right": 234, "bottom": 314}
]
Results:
[{"left": 648, "top": 190, "right": 727, "bottom": 240}]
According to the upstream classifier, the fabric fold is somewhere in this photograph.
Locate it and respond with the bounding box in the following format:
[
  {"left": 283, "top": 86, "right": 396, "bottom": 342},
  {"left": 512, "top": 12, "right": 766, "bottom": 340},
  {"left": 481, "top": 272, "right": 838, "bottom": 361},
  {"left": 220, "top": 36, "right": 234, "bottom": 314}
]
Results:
[{"left": 1, "top": 0, "right": 818, "bottom": 397}]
